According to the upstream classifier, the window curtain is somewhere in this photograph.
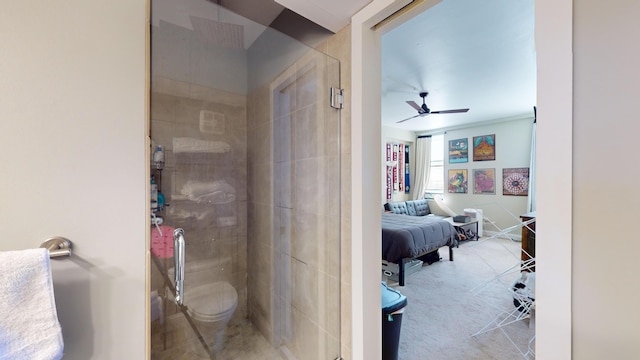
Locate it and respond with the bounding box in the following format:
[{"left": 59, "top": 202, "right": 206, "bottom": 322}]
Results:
[
  {"left": 527, "top": 118, "right": 536, "bottom": 212},
  {"left": 412, "top": 136, "right": 432, "bottom": 200}
]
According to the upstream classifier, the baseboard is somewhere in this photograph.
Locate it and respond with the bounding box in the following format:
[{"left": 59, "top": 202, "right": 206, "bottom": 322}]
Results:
[{"left": 483, "top": 230, "right": 522, "bottom": 241}]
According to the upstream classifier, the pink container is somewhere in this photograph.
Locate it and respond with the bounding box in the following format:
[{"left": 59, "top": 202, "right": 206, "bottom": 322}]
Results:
[{"left": 151, "top": 225, "right": 175, "bottom": 259}]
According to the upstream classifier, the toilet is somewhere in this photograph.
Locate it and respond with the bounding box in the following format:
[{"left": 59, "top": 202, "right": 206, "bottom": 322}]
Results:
[{"left": 167, "top": 258, "right": 238, "bottom": 356}]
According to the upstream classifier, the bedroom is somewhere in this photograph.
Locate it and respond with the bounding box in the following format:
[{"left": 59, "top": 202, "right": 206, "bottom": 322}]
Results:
[
  {"left": 379, "top": 0, "right": 536, "bottom": 358},
  {"left": 380, "top": 0, "right": 535, "bottom": 238}
]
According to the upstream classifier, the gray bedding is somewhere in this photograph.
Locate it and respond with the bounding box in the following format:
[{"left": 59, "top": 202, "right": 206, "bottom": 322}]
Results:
[{"left": 382, "top": 212, "right": 459, "bottom": 263}]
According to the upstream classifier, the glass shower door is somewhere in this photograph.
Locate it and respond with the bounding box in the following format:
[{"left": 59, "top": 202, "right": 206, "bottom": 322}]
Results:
[
  {"left": 149, "top": 1, "right": 342, "bottom": 359},
  {"left": 268, "top": 44, "right": 342, "bottom": 360}
]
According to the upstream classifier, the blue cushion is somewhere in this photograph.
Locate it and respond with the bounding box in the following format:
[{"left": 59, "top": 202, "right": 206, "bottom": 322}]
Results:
[
  {"left": 387, "top": 202, "right": 409, "bottom": 215},
  {"left": 405, "top": 201, "right": 417, "bottom": 216},
  {"left": 410, "top": 199, "right": 431, "bottom": 216},
  {"left": 385, "top": 200, "right": 430, "bottom": 216}
]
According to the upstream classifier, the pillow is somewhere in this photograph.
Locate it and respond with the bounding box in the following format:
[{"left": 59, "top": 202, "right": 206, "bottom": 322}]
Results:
[
  {"left": 405, "top": 201, "right": 417, "bottom": 216},
  {"left": 387, "top": 202, "right": 409, "bottom": 215},
  {"left": 412, "top": 199, "right": 431, "bottom": 216}
]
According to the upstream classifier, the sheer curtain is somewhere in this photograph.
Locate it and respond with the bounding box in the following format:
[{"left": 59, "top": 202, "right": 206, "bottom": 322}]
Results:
[{"left": 412, "top": 136, "right": 431, "bottom": 200}]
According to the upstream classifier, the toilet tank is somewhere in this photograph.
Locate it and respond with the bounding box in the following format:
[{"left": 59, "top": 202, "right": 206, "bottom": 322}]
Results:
[{"left": 167, "top": 257, "right": 232, "bottom": 289}]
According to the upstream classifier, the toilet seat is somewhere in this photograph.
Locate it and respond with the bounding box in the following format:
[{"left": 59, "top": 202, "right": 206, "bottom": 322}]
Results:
[{"left": 184, "top": 281, "right": 238, "bottom": 322}]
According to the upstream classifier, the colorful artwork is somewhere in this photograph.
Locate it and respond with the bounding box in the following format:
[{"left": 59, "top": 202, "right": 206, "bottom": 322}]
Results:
[
  {"left": 448, "top": 169, "right": 468, "bottom": 193},
  {"left": 449, "top": 138, "right": 468, "bottom": 163},
  {"left": 503, "top": 168, "right": 530, "bottom": 196},
  {"left": 473, "top": 134, "right": 496, "bottom": 161},
  {"left": 473, "top": 168, "right": 496, "bottom": 194}
]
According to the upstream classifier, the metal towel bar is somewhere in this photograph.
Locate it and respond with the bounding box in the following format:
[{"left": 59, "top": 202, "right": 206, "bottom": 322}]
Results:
[{"left": 40, "top": 237, "right": 72, "bottom": 258}]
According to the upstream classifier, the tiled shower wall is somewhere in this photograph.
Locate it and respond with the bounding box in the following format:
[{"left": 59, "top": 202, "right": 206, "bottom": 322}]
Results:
[
  {"left": 150, "top": 14, "right": 352, "bottom": 358},
  {"left": 320, "top": 25, "right": 353, "bottom": 360},
  {"left": 150, "top": 78, "right": 249, "bottom": 322},
  {"left": 246, "top": 25, "right": 352, "bottom": 359}
]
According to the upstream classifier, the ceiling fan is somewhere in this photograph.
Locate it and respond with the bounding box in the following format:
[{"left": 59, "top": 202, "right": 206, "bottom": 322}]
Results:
[{"left": 397, "top": 92, "right": 469, "bottom": 123}]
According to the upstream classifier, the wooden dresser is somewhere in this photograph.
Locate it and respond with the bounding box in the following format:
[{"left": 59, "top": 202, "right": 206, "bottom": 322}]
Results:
[{"left": 520, "top": 211, "right": 536, "bottom": 271}]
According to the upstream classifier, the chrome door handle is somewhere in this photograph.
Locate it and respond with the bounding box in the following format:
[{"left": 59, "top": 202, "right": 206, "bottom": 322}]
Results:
[{"left": 173, "top": 228, "right": 185, "bottom": 306}]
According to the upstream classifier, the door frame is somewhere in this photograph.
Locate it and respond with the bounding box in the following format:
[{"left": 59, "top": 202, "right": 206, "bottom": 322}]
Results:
[{"left": 350, "top": 0, "right": 573, "bottom": 359}]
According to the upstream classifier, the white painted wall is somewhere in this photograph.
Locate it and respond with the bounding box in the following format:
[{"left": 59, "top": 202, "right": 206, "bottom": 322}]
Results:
[
  {"left": 0, "top": 1, "right": 148, "bottom": 358},
  {"left": 534, "top": 0, "right": 572, "bottom": 357},
  {"left": 381, "top": 117, "right": 532, "bottom": 236},
  {"left": 572, "top": 0, "right": 640, "bottom": 358},
  {"left": 442, "top": 117, "right": 532, "bottom": 237}
]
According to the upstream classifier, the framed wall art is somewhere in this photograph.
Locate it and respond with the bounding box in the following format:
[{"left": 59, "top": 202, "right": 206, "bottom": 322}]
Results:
[
  {"left": 448, "top": 169, "right": 468, "bottom": 193},
  {"left": 448, "top": 138, "right": 468, "bottom": 163},
  {"left": 502, "top": 167, "right": 529, "bottom": 196},
  {"left": 473, "top": 168, "right": 496, "bottom": 194},
  {"left": 473, "top": 134, "right": 496, "bottom": 161}
]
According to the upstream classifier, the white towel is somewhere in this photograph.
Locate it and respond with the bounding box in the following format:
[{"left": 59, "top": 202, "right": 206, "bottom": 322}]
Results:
[
  {"left": 173, "top": 137, "right": 231, "bottom": 153},
  {"left": 0, "top": 248, "right": 64, "bottom": 360}
]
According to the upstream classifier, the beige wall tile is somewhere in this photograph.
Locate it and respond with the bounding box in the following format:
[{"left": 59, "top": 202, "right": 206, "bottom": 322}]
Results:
[
  {"left": 252, "top": 84, "right": 272, "bottom": 127},
  {"left": 293, "top": 105, "right": 325, "bottom": 160},
  {"left": 153, "top": 77, "right": 191, "bottom": 98},
  {"left": 247, "top": 202, "right": 273, "bottom": 248},
  {"left": 275, "top": 161, "right": 293, "bottom": 209},
  {"left": 274, "top": 114, "right": 293, "bottom": 163},
  {"left": 295, "top": 66, "right": 318, "bottom": 110},
  {"left": 276, "top": 207, "right": 292, "bottom": 256},
  {"left": 247, "top": 120, "right": 272, "bottom": 165},
  {"left": 151, "top": 92, "right": 177, "bottom": 122},
  {"left": 243, "top": 24, "right": 352, "bottom": 358},
  {"left": 288, "top": 306, "right": 341, "bottom": 360},
  {"left": 150, "top": 118, "right": 176, "bottom": 153},
  {"left": 248, "top": 162, "right": 272, "bottom": 206}
]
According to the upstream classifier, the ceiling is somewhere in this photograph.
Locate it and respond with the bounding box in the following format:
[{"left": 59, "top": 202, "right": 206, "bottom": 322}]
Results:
[
  {"left": 152, "top": 0, "right": 355, "bottom": 49},
  {"left": 273, "top": 0, "right": 372, "bottom": 33},
  {"left": 153, "top": 0, "right": 536, "bottom": 134},
  {"left": 381, "top": 0, "right": 536, "bottom": 132},
  {"left": 275, "top": 0, "right": 536, "bottom": 133}
]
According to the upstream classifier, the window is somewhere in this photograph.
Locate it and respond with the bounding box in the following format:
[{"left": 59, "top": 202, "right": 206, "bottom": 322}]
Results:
[{"left": 425, "top": 134, "right": 444, "bottom": 195}]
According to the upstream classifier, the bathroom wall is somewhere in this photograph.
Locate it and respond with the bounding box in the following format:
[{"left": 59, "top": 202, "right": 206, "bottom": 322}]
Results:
[
  {"left": 321, "top": 25, "right": 353, "bottom": 360},
  {"left": 1, "top": 1, "right": 148, "bottom": 358}
]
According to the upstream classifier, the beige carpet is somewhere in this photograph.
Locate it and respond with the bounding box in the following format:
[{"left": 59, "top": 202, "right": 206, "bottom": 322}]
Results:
[{"left": 385, "top": 236, "right": 535, "bottom": 360}]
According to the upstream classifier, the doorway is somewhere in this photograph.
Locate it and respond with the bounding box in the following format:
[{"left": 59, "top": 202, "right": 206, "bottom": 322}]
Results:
[
  {"left": 380, "top": 0, "right": 536, "bottom": 356},
  {"left": 351, "top": 0, "right": 573, "bottom": 359}
]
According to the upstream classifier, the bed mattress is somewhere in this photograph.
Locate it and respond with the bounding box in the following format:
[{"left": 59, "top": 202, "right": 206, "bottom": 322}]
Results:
[{"left": 382, "top": 212, "right": 458, "bottom": 263}]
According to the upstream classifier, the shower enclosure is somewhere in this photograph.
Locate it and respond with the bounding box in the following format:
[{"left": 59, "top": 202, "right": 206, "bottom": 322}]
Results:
[{"left": 149, "top": 1, "right": 342, "bottom": 359}]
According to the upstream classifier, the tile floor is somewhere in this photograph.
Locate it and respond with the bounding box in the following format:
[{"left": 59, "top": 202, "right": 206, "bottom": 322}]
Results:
[{"left": 151, "top": 315, "right": 282, "bottom": 360}]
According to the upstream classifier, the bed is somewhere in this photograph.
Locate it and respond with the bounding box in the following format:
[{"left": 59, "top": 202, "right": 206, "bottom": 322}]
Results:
[{"left": 382, "top": 212, "right": 459, "bottom": 285}]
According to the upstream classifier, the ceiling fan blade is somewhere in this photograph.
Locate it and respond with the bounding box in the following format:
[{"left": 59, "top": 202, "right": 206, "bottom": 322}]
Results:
[
  {"left": 396, "top": 113, "right": 426, "bottom": 123},
  {"left": 430, "top": 108, "right": 470, "bottom": 114},
  {"left": 406, "top": 100, "right": 423, "bottom": 112}
]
